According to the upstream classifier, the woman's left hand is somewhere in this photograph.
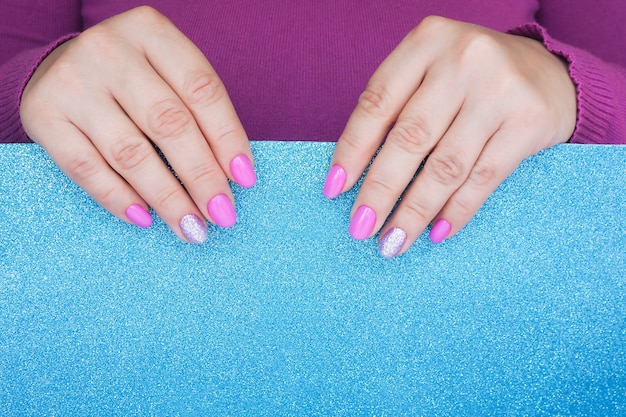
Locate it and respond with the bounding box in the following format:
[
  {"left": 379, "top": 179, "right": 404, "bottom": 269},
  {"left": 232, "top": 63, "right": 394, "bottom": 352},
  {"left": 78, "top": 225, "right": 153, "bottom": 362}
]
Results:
[{"left": 323, "top": 16, "right": 577, "bottom": 258}]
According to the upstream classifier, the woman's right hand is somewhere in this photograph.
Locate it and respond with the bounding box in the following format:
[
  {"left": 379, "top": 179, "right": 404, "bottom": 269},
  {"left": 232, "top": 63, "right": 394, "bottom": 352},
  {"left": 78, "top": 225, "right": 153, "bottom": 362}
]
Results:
[{"left": 20, "top": 6, "right": 256, "bottom": 244}]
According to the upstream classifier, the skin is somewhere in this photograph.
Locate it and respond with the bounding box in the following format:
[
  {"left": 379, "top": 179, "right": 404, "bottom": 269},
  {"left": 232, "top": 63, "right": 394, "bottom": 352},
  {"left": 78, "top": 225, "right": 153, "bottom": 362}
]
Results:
[
  {"left": 21, "top": 8, "right": 577, "bottom": 252},
  {"left": 328, "top": 16, "right": 577, "bottom": 255},
  {"left": 20, "top": 6, "right": 254, "bottom": 242}
]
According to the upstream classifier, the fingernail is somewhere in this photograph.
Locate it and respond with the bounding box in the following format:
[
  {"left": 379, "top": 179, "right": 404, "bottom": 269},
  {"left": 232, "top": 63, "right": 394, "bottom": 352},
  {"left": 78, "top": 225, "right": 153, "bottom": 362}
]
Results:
[
  {"left": 349, "top": 205, "right": 376, "bottom": 240},
  {"left": 430, "top": 219, "right": 451, "bottom": 244},
  {"left": 208, "top": 194, "right": 237, "bottom": 228},
  {"left": 125, "top": 204, "right": 153, "bottom": 228},
  {"left": 378, "top": 227, "right": 407, "bottom": 258},
  {"left": 180, "top": 214, "right": 208, "bottom": 244},
  {"left": 230, "top": 154, "right": 257, "bottom": 188},
  {"left": 323, "top": 164, "right": 346, "bottom": 199}
]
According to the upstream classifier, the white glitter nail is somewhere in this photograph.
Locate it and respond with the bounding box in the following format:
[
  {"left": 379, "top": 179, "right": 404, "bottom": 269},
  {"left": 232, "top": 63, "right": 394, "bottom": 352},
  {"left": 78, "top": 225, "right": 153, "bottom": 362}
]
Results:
[
  {"left": 378, "top": 227, "right": 407, "bottom": 258},
  {"left": 179, "top": 214, "right": 208, "bottom": 244}
]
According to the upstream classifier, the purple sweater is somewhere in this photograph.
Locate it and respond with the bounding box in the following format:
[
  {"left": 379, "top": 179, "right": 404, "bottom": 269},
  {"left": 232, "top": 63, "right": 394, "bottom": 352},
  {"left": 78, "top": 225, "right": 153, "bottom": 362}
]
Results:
[{"left": 1, "top": 0, "right": 625, "bottom": 144}]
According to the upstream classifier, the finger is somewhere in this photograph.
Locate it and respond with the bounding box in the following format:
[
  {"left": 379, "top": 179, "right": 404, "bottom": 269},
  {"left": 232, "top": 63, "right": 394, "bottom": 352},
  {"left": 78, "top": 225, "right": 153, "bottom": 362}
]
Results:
[
  {"left": 119, "top": 7, "right": 256, "bottom": 188},
  {"left": 347, "top": 66, "right": 465, "bottom": 239},
  {"left": 72, "top": 96, "right": 210, "bottom": 243},
  {"left": 376, "top": 103, "right": 502, "bottom": 256},
  {"left": 31, "top": 118, "right": 154, "bottom": 230},
  {"left": 108, "top": 56, "right": 238, "bottom": 229},
  {"left": 430, "top": 128, "right": 533, "bottom": 243},
  {"left": 324, "top": 25, "right": 438, "bottom": 196}
]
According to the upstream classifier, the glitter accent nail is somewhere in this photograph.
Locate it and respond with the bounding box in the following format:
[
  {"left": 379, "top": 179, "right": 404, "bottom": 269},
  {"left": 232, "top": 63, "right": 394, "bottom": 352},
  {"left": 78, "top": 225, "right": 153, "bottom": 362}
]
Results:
[
  {"left": 349, "top": 205, "right": 376, "bottom": 240},
  {"left": 208, "top": 194, "right": 237, "bottom": 228},
  {"left": 179, "top": 214, "right": 208, "bottom": 244},
  {"left": 378, "top": 227, "right": 407, "bottom": 258},
  {"left": 125, "top": 204, "right": 153, "bottom": 229},
  {"left": 323, "top": 164, "right": 346, "bottom": 199},
  {"left": 430, "top": 219, "right": 451, "bottom": 244},
  {"left": 230, "top": 154, "right": 257, "bottom": 188}
]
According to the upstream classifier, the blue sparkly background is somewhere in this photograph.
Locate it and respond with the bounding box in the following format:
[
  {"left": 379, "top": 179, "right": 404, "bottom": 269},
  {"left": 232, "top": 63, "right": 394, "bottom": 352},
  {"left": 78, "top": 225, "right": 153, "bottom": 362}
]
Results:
[{"left": 1, "top": 142, "right": 625, "bottom": 416}]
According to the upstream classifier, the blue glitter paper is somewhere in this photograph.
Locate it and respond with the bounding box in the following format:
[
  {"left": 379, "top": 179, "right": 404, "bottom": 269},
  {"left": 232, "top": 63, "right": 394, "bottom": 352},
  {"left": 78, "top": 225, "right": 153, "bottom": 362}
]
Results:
[{"left": 0, "top": 142, "right": 625, "bottom": 416}]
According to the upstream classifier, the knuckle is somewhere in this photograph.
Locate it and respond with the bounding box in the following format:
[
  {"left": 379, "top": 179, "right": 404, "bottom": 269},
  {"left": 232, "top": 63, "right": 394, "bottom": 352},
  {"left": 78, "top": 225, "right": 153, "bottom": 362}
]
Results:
[
  {"left": 451, "top": 195, "right": 477, "bottom": 219},
  {"left": 415, "top": 15, "right": 445, "bottom": 34},
  {"left": 76, "top": 26, "right": 104, "bottom": 47},
  {"left": 337, "top": 131, "right": 364, "bottom": 155},
  {"left": 186, "top": 161, "right": 223, "bottom": 185},
  {"left": 111, "top": 138, "right": 154, "bottom": 171},
  {"left": 420, "top": 15, "right": 448, "bottom": 29},
  {"left": 425, "top": 152, "right": 467, "bottom": 185},
  {"left": 465, "top": 32, "right": 499, "bottom": 54},
  {"left": 66, "top": 154, "right": 101, "bottom": 182},
  {"left": 365, "top": 171, "right": 397, "bottom": 196},
  {"left": 409, "top": 16, "right": 449, "bottom": 44},
  {"left": 130, "top": 5, "right": 161, "bottom": 18},
  {"left": 153, "top": 186, "right": 181, "bottom": 210},
  {"left": 183, "top": 72, "right": 224, "bottom": 107},
  {"left": 111, "top": 6, "right": 174, "bottom": 41},
  {"left": 127, "top": 5, "right": 168, "bottom": 28},
  {"left": 77, "top": 25, "right": 120, "bottom": 58},
  {"left": 358, "top": 83, "right": 393, "bottom": 120},
  {"left": 467, "top": 160, "right": 498, "bottom": 187},
  {"left": 91, "top": 184, "right": 117, "bottom": 206},
  {"left": 401, "top": 197, "right": 431, "bottom": 224},
  {"left": 146, "top": 99, "right": 193, "bottom": 139},
  {"left": 457, "top": 31, "right": 502, "bottom": 68},
  {"left": 209, "top": 123, "right": 241, "bottom": 146},
  {"left": 388, "top": 117, "right": 432, "bottom": 154}
]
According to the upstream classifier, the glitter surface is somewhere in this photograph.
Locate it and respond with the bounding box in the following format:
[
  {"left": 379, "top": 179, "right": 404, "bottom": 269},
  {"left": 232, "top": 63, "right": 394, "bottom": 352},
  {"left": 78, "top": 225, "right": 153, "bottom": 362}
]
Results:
[
  {"left": 378, "top": 227, "right": 407, "bottom": 258},
  {"left": 179, "top": 213, "right": 208, "bottom": 244},
  {"left": 0, "top": 142, "right": 625, "bottom": 416}
]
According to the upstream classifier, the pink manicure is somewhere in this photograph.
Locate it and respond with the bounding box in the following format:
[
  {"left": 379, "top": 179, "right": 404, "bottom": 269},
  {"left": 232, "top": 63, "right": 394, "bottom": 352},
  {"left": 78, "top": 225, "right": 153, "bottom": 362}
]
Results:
[
  {"left": 349, "top": 205, "right": 376, "bottom": 240},
  {"left": 125, "top": 204, "right": 153, "bottom": 228},
  {"left": 323, "top": 164, "right": 346, "bottom": 199},
  {"left": 230, "top": 154, "right": 257, "bottom": 188},
  {"left": 430, "top": 219, "right": 451, "bottom": 244},
  {"left": 208, "top": 194, "right": 237, "bottom": 228}
]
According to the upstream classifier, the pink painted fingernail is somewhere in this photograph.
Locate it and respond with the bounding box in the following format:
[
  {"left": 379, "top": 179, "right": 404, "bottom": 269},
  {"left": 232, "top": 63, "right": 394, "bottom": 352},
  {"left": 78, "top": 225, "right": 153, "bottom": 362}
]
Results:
[
  {"left": 378, "top": 227, "right": 407, "bottom": 258},
  {"left": 430, "top": 219, "right": 451, "bottom": 244},
  {"left": 230, "top": 154, "right": 256, "bottom": 188},
  {"left": 349, "top": 205, "right": 376, "bottom": 240},
  {"left": 208, "top": 194, "right": 237, "bottom": 228},
  {"left": 180, "top": 214, "right": 208, "bottom": 244},
  {"left": 323, "top": 164, "right": 346, "bottom": 199},
  {"left": 125, "top": 204, "right": 152, "bottom": 228}
]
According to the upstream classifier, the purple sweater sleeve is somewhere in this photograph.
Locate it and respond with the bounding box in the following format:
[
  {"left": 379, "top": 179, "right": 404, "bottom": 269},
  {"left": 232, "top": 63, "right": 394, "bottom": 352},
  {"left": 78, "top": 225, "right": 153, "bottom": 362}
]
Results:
[
  {"left": 517, "top": 0, "right": 626, "bottom": 145},
  {"left": 0, "top": 1, "right": 82, "bottom": 143},
  {"left": 510, "top": 23, "right": 626, "bottom": 145}
]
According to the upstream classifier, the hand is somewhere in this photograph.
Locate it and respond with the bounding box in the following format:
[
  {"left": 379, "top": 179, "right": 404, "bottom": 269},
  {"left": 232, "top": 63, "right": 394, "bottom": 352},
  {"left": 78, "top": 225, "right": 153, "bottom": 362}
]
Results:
[
  {"left": 20, "top": 6, "right": 256, "bottom": 244},
  {"left": 324, "top": 16, "right": 577, "bottom": 257}
]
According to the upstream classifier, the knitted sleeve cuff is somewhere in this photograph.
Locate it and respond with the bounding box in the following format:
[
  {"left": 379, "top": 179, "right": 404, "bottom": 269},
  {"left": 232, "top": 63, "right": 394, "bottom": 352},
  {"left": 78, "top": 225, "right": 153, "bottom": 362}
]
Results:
[
  {"left": 509, "top": 23, "right": 626, "bottom": 145},
  {"left": 0, "top": 33, "right": 80, "bottom": 144}
]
